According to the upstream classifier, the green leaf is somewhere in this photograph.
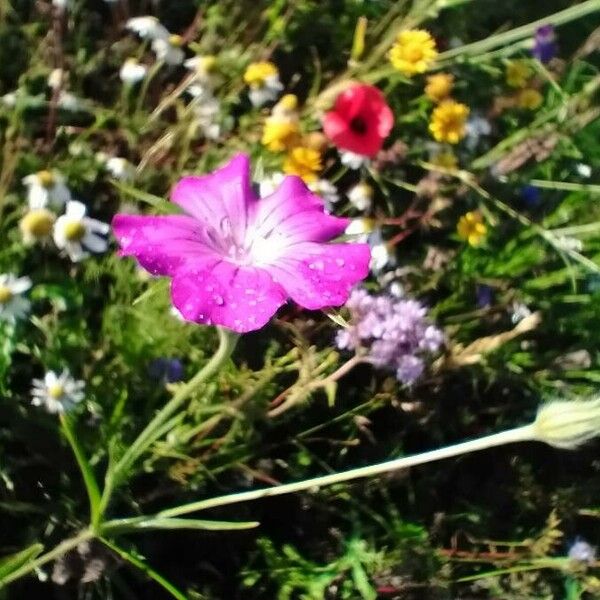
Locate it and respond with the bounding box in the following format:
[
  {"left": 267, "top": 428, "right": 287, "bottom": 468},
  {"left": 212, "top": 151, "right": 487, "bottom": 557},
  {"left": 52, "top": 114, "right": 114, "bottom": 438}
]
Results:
[
  {"left": 0, "top": 544, "right": 44, "bottom": 582},
  {"left": 121, "top": 517, "right": 260, "bottom": 531},
  {"left": 112, "top": 181, "right": 179, "bottom": 214},
  {"left": 60, "top": 415, "right": 102, "bottom": 527}
]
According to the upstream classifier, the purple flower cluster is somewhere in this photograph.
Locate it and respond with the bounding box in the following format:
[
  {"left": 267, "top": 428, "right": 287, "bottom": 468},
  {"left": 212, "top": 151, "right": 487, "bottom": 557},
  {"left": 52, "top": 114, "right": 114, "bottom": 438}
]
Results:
[
  {"left": 532, "top": 25, "right": 557, "bottom": 64},
  {"left": 336, "top": 288, "right": 444, "bottom": 385}
]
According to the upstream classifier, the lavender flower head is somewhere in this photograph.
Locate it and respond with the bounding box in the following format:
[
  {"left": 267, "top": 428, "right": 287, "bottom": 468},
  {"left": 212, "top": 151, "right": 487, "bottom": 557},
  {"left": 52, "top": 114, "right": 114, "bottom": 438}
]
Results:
[
  {"left": 532, "top": 25, "right": 557, "bottom": 64},
  {"left": 336, "top": 288, "right": 444, "bottom": 385},
  {"left": 568, "top": 538, "right": 596, "bottom": 564}
]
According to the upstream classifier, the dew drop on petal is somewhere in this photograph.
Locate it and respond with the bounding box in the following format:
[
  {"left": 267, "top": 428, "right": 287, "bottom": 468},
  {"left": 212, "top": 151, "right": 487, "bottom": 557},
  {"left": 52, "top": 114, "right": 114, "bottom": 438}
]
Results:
[{"left": 213, "top": 294, "right": 225, "bottom": 306}]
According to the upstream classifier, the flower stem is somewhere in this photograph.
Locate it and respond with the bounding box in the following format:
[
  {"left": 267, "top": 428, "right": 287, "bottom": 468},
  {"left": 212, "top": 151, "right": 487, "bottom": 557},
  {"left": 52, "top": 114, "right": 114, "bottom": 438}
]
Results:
[
  {"left": 155, "top": 424, "right": 536, "bottom": 519},
  {"left": 99, "top": 327, "right": 238, "bottom": 517},
  {"left": 60, "top": 414, "right": 102, "bottom": 528},
  {"left": 0, "top": 528, "right": 94, "bottom": 588}
]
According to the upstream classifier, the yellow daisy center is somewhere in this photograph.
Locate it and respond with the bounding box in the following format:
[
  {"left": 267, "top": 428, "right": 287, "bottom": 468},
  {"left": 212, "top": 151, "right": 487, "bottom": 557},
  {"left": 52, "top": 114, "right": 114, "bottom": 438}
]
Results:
[
  {"left": 20, "top": 209, "right": 55, "bottom": 239},
  {"left": 47, "top": 383, "right": 64, "bottom": 399},
  {"left": 243, "top": 61, "right": 278, "bottom": 88},
  {"left": 37, "top": 170, "right": 55, "bottom": 188},
  {"left": 0, "top": 285, "right": 13, "bottom": 304},
  {"left": 64, "top": 220, "right": 87, "bottom": 242},
  {"left": 168, "top": 34, "right": 184, "bottom": 47}
]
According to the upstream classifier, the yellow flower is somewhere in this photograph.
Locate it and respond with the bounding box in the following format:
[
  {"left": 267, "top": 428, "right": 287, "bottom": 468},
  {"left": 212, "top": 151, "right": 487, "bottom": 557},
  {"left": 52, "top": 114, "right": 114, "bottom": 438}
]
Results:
[
  {"left": 457, "top": 211, "right": 487, "bottom": 246},
  {"left": 262, "top": 119, "right": 300, "bottom": 152},
  {"left": 283, "top": 147, "right": 322, "bottom": 183},
  {"left": 389, "top": 29, "right": 438, "bottom": 76},
  {"left": 505, "top": 60, "right": 531, "bottom": 88},
  {"left": 243, "top": 61, "right": 279, "bottom": 88},
  {"left": 274, "top": 94, "right": 298, "bottom": 114},
  {"left": 517, "top": 88, "right": 543, "bottom": 110},
  {"left": 261, "top": 94, "right": 301, "bottom": 152},
  {"left": 425, "top": 73, "right": 454, "bottom": 103},
  {"left": 429, "top": 100, "right": 469, "bottom": 144}
]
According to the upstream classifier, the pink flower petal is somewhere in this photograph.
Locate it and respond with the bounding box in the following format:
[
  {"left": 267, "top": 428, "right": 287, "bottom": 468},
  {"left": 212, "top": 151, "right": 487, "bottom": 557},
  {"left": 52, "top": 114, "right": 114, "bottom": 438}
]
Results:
[
  {"left": 264, "top": 242, "right": 371, "bottom": 310},
  {"left": 171, "top": 262, "right": 287, "bottom": 332},
  {"left": 112, "top": 214, "right": 218, "bottom": 276},
  {"left": 171, "top": 154, "right": 254, "bottom": 245},
  {"left": 252, "top": 176, "right": 349, "bottom": 245}
]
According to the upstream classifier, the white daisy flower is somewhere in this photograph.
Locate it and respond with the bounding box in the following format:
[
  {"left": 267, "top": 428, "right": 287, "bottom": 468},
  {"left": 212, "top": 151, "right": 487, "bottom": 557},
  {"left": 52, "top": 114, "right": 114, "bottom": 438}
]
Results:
[
  {"left": 22, "top": 170, "right": 71, "bottom": 210},
  {"left": 151, "top": 35, "right": 185, "bottom": 66},
  {"left": 465, "top": 114, "right": 491, "bottom": 150},
  {"left": 57, "top": 91, "right": 86, "bottom": 112},
  {"left": 104, "top": 156, "right": 135, "bottom": 181},
  {"left": 576, "top": 163, "right": 592, "bottom": 178},
  {"left": 340, "top": 151, "right": 369, "bottom": 170},
  {"left": 248, "top": 75, "right": 284, "bottom": 108},
  {"left": 0, "top": 274, "right": 32, "bottom": 323},
  {"left": 184, "top": 55, "right": 217, "bottom": 92},
  {"left": 53, "top": 201, "right": 110, "bottom": 262},
  {"left": 31, "top": 370, "right": 84, "bottom": 414},
  {"left": 258, "top": 172, "right": 286, "bottom": 198},
  {"left": 119, "top": 58, "right": 147, "bottom": 84},
  {"left": 347, "top": 182, "right": 374, "bottom": 211},
  {"left": 370, "top": 240, "right": 393, "bottom": 272},
  {"left": 126, "top": 16, "right": 169, "bottom": 41},
  {"left": 345, "top": 217, "right": 375, "bottom": 238},
  {"left": 191, "top": 94, "right": 221, "bottom": 140},
  {"left": 344, "top": 221, "right": 391, "bottom": 272},
  {"left": 19, "top": 208, "right": 56, "bottom": 245},
  {"left": 308, "top": 179, "right": 339, "bottom": 210}
]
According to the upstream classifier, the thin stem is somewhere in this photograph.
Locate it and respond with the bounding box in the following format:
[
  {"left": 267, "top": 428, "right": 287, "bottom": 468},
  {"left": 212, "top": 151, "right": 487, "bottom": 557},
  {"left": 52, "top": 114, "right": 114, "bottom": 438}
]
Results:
[
  {"left": 99, "top": 328, "right": 238, "bottom": 517},
  {"left": 155, "top": 424, "right": 536, "bottom": 519},
  {"left": 60, "top": 414, "right": 101, "bottom": 528},
  {"left": 0, "top": 529, "right": 93, "bottom": 588},
  {"left": 99, "top": 537, "right": 188, "bottom": 600}
]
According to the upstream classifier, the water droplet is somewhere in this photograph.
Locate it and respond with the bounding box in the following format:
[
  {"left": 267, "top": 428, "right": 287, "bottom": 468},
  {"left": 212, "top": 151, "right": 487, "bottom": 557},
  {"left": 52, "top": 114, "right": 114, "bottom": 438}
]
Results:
[
  {"left": 335, "top": 258, "right": 345, "bottom": 267},
  {"left": 245, "top": 288, "right": 256, "bottom": 295},
  {"left": 213, "top": 294, "right": 224, "bottom": 306},
  {"left": 205, "top": 285, "right": 214, "bottom": 292},
  {"left": 248, "top": 300, "right": 257, "bottom": 306},
  {"left": 309, "top": 260, "right": 325, "bottom": 271}
]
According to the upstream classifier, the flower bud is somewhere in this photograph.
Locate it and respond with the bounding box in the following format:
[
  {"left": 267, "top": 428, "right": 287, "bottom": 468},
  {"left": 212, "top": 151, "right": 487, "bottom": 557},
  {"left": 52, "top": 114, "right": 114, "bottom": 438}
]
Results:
[{"left": 533, "top": 399, "right": 600, "bottom": 450}]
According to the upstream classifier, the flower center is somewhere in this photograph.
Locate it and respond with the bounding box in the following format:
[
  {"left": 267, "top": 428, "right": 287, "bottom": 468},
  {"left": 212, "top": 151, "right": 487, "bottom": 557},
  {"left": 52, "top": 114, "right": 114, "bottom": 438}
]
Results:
[
  {"left": 21, "top": 209, "right": 55, "bottom": 238},
  {"left": 406, "top": 46, "right": 424, "bottom": 62},
  {"left": 0, "top": 285, "right": 13, "bottom": 304},
  {"left": 37, "top": 170, "right": 55, "bottom": 188},
  {"left": 349, "top": 117, "right": 367, "bottom": 135},
  {"left": 169, "top": 34, "right": 184, "bottom": 47},
  {"left": 47, "top": 384, "right": 64, "bottom": 399},
  {"left": 64, "top": 220, "right": 86, "bottom": 242}
]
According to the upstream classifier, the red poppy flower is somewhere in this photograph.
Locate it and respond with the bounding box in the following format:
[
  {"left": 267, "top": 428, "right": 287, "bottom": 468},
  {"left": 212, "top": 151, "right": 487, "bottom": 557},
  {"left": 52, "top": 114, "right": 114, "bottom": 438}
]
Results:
[{"left": 322, "top": 84, "right": 394, "bottom": 157}]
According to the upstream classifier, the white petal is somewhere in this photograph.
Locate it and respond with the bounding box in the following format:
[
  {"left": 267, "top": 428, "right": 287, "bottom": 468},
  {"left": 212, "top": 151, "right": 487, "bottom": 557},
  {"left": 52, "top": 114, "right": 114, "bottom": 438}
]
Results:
[
  {"left": 10, "top": 276, "right": 32, "bottom": 294},
  {"left": 44, "top": 371, "right": 58, "bottom": 387},
  {"left": 65, "top": 200, "right": 87, "bottom": 219},
  {"left": 27, "top": 185, "right": 49, "bottom": 209},
  {"left": 84, "top": 217, "right": 110, "bottom": 235},
  {"left": 82, "top": 232, "right": 108, "bottom": 253}
]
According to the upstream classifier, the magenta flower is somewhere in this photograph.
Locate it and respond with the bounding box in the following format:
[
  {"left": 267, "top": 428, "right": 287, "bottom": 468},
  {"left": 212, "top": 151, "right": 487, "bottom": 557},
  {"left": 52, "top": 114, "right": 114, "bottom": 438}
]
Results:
[{"left": 112, "top": 155, "right": 370, "bottom": 333}]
